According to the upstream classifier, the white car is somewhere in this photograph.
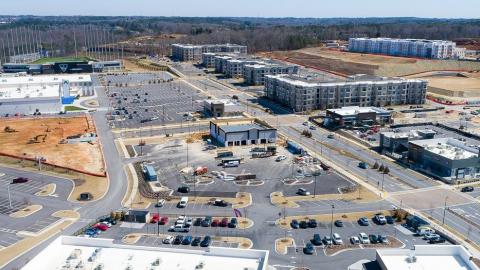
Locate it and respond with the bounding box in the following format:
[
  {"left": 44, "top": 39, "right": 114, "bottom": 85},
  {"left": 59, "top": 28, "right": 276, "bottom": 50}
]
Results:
[
  {"left": 276, "top": 155, "right": 286, "bottom": 162},
  {"left": 163, "top": 235, "right": 174, "bottom": 244},
  {"left": 332, "top": 233, "right": 343, "bottom": 245},
  {"left": 359, "top": 233, "right": 370, "bottom": 244},
  {"left": 303, "top": 121, "right": 309, "bottom": 126},
  {"left": 101, "top": 221, "right": 112, "bottom": 228},
  {"left": 156, "top": 199, "right": 165, "bottom": 207},
  {"left": 185, "top": 218, "right": 193, "bottom": 227},
  {"left": 169, "top": 224, "right": 190, "bottom": 232},
  {"left": 350, "top": 236, "right": 360, "bottom": 245}
]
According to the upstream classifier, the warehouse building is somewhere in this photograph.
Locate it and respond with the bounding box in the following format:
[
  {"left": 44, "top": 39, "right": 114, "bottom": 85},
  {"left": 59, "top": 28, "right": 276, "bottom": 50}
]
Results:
[
  {"left": 265, "top": 74, "right": 427, "bottom": 112},
  {"left": 21, "top": 236, "right": 270, "bottom": 270},
  {"left": 171, "top": 43, "right": 247, "bottom": 62},
  {"left": 408, "top": 137, "right": 480, "bottom": 183},
  {"left": 210, "top": 118, "right": 277, "bottom": 147},
  {"left": 203, "top": 99, "right": 244, "bottom": 117},
  {"left": 243, "top": 63, "right": 299, "bottom": 85},
  {"left": 348, "top": 37, "right": 463, "bottom": 59},
  {"left": 324, "top": 106, "right": 392, "bottom": 127},
  {"left": 372, "top": 245, "right": 479, "bottom": 270},
  {"left": 0, "top": 74, "right": 93, "bottom": 115}
]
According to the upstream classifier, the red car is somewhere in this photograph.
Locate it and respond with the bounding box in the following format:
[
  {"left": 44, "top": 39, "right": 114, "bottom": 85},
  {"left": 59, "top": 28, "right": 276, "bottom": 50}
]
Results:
[
  {"left": 150, "top": 214, "right": 160, "bottom": 223},
  {"left": 159, "top": 216, "right": 169, "bottom": 225},
  {"left": 93, "top": 223, "right": 109, "bottom": 231},
  {"left": 220, "top": 218, "right": 229, "bottom": 227},
  {"left": 211, "top": 219, "right": 220, "bottom": 227}
]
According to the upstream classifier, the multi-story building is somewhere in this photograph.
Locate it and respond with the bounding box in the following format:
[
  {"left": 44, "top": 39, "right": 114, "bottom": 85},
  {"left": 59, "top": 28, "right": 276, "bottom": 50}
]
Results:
[
  {"left": 265, "top": 74, "right": 427, "bottom": 112},
  {"left": 243, "top": 63, "right": 299, "bottom": 85},
  {"left": 214, "top": 55, "right": 233, "bottom": 73},
  {"left": 348, "top": 38, "right": 463, "bottom": 59},
  {"left": 408, "top": 137, "right": 480, "bottom": 183},
  {"left": 171, "top": 43, "right": 247, "bottom": 62}
]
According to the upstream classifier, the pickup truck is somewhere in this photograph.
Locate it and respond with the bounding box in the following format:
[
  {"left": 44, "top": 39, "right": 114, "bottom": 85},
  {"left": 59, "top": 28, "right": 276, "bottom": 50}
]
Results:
[{"left": 169, "top": 224, "right": 190, "bottom": 232}]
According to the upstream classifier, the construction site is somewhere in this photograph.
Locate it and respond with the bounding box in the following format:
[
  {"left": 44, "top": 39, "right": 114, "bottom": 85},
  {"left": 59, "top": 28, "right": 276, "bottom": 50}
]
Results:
[
  {"left": 0, "top": 115, "right": 105, "bottom": 175},
  {"left": 261, "top": 46, "right": 480, "bottom": 77}
]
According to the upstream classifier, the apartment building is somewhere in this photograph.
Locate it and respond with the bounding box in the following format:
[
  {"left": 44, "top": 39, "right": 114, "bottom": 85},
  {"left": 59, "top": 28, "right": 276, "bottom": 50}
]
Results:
[
  {"left": 243, "top": 63, "right": 299, "bottom": 85},
  {"left": 265, "top": 74, "right": 427, "bottom": 112},
  {"left": 348, "top": 38, "right": 462, "bottom": 59},
  {"left": 171, "top": 43, "right": 247, "bottom": 61}
]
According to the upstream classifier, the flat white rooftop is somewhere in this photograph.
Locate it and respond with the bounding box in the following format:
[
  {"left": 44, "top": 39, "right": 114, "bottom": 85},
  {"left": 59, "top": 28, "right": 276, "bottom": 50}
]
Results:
[
  {"left": 328, "top": 106, "right": 390, "bottom": 116},
  {"left": 377, "top": 245, "right": 479, "bottom": 270},
  {"left": 0, "top": 74, "right": 91, "bottom": 86},
  {"left": 21, "top": 236, "right": 268, "bottom": 270},
  {"left": 0, "top": 84, "right": 60, "bottom": 100},
  {"left": 410, "top": 138, "right": 478, "bottom": 160}
]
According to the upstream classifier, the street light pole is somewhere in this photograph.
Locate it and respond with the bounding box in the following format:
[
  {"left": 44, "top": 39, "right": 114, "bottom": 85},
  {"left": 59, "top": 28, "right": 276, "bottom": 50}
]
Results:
[
  {"left": 313, "top": 174, "right": 317, "bottom": 198},
  {"left": 442, "top": 196, "right": 448, "bottom": 225},
  {"left": 381, "top": 172, "right": 385, "bottom": 192},
  {"left": 7, "top": 182, "right": 12, "bottom": 208},
  {"left": 330, "top": 204, "right": 335, "bottom": 243}
]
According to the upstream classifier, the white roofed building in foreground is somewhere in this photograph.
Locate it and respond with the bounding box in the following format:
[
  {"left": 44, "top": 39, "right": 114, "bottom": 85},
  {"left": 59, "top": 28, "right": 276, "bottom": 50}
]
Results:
[
  {"left": 21, "top": 236, "right": 269, "bottom": 270},
  {"left": 374, "top": 245, "right": 479, "bottom": 270},
  {"left": 0, "top": 74, "right": 93, "bottom": 115}
]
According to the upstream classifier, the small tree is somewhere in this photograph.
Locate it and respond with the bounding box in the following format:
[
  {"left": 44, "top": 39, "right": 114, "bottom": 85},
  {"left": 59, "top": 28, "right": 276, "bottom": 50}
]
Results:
[
  {"left": 373, "top": 162, "right": 379, "bottom": 169},
  {"left": 383, "top": 166, "right": 390, "bottom": 174},
  {"left": 379, "top": 164, "right": 385, "bottom": 172}
]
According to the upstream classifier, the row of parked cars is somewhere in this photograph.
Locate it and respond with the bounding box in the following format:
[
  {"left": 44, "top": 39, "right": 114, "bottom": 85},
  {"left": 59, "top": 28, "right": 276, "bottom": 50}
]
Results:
[
  {"left": 166, "top": 215, "right": 240, "bottom": 233},
  {"left": 83, "top": 217, "right": 117, "bottom": 237},
  {"left": 162, "top": 235, "right": 212, "bottom": 247},
  {"left": 303, "top": 232, "right": 389, "bottom": 254},
  {"left": 290, "top": 214, "right": 394, "bottom": 229}
]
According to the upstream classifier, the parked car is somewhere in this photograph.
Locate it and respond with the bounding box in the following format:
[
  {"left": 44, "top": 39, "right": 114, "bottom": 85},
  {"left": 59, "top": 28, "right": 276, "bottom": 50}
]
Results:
[
  {"left": 303, "top": 243, "right": 315, "bottom": 255},
  {"left": 297, "top": 188, "right": 310, "bottom": 196},
  {"left": 385, "top": 216, "right": 395, "bottom": 224},
  {"left": 312, "top": 234, "right": 322, "bottom": 246},
  {"left": 276, "top": 155, "right": 287, "bottom": 162},
  {"left": 177, "top": 186, "right": 190, "bottom": 193},
  {"left": 93, "top": 223, "right": 109, "bottom": 231},
  {"left": 178, "top": 197, "right": 189, "bottom": 208},
  {"left": 378, "top": 235, "right": 389, "bottom": 244},
  {"left": 309, "top": 125, "right": 317, "bottom": 130},
  {"left": 173, "top": 235, "right": 184, "bottom": 245},
  {"left": 100, "top": 221, "right": 112, "bottom": 228},
  {"left": 369, "top": 234, "right": 379, "bottom": 244},
  {"left": 323, "top": 236, "right": 333, "bottom": 245},
  {"left": 200, "top": 236, "right": 212, "bottom": 247},
  {"left": 191, "top": 236, "right": 202, "bottom": 246},
  {"left": 169, "top": 224, "right": 190, "bottom": 232},
  {"left": 358, "top": 162, "right": 368, "bottom": 169},
  {"left": 332, "top": 233, "right": 343, "bottom": 245},
  {"left": 358, "top": 217, "right": 370, "bottom": 226},
  {"left": 359, "top": 233, "right": 370, "bottom": 244},
  {"left": 327, "top": 134, "right": 335, "bottom": 139},
  {"left": 428, "top": 235, "right": 446, "bottom": 244},
  {"left": 303, "top": 121, "right": 309, "bottom": 126},
  {"left": 423, "top": 233, "right": 440, "bottom": 241},
  {"left": 461, "top": 186, "right": 474, "bottom": 192},
  {"left": 150, "top": 214, "right": 160, "bottom": 224},
  {"left": 201, "top": 216, "right": 212, "bottom": 227},
  {"left": 159, "top": 216, "right": 169, "bottom": 225},
  {"left": 163, "top": 235, "right": 174, "bottom": 244},
  {"left": 228, "top": 218, "right": 238, "bottom": 228},
  {"left": 290, "top": 219, "right": 300, "bottom": 229},
  {"left": 182, "top": 235, "right": 193, "bottom": 245},
  {"left": 416, "top": 226, "right": 435, "bottom": 236},
  {"left": 12, "top": 177, "right": 29, "bottom": 184},
  {"left": 374, "top": 214, "right": 387, "bottom": 225},
  {"left": 334, "top": 220, "right": 344, "bottom": 227},
  {"left": 211, "top": 219, "right": 220, "bottom": 227},
  {"left": 299, "top": 221, "right": 308, "bottom": 229},
  {"left": 308, "top": 219, "right": 318, "bottom": 228},
  {"left": 350, "top": 236, "right": 360, "bottom": 245},
  {"left": 193, "top": 217, "right": 203, "bottom": 226},
  {"left": 213, "top": 199, "right": 229, "bottom": 207},
  {"left": 220, "top": 218, "right": 229, "bottom": 227},
  {"left": 156, "top": 199, "right": 165, "bottom": 207},
  {"left": 185, "top": 218, "right": 193, "bottom": 227}
]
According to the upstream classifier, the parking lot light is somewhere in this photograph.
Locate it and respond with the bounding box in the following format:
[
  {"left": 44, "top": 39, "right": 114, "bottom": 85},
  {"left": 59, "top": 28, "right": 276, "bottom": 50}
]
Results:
[{"left": 330, "top": 204, "right": 335, "bottom": 243}]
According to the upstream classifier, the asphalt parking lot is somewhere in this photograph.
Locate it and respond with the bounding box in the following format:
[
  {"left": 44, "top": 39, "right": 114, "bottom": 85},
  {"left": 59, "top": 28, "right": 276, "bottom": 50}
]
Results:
[
  {"left": 99, "top": 72, "right": 209, "bottom": 128},
  {"left": 0, "top": 173, "right": 48, "bottom": 195}
]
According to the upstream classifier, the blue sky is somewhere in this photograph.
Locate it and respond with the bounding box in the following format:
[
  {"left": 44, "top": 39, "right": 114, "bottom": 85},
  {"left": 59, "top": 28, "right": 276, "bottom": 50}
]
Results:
[{"left": 1, "top": 0, "right": 479, "bottom": 18}]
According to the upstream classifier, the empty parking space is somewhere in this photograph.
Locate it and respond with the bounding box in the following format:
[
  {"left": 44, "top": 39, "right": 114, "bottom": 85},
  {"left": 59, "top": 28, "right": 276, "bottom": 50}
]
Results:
[
  {"left": 0, "top": 231, "right": 23, "bottom": 249},
  {"left": 23, "top": 216, "right": 61, "bottom": 233},
  {"left": 0, "top": 196, "right": 27, "bottom": 215},
  {"left": 392, "top": 187, "right": 475, "bottom": 210}
]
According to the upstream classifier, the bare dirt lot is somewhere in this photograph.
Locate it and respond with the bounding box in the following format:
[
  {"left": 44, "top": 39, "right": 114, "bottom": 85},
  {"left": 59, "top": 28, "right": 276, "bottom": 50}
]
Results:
[
  {"left": 414, "top": 74, "right": 480, "bottom": 98},
  {"left": 260, "top": 47, "right": 480, "bottom": 77},
  {"left": 0, "top": 116, "right": 104, "bottom": 175}
]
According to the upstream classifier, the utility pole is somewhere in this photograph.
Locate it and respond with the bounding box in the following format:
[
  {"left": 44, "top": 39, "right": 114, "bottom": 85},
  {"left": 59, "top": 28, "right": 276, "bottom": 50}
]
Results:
[{"left": 73, "top": 30, "right": 78, "bottom": 58}]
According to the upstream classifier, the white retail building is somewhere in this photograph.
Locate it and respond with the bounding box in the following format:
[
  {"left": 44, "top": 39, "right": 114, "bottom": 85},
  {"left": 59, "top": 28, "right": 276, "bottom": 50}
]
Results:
[
  {"left": 0, "top": 74, "right": 93, "bottom": 115},
  {"left": 21, "top": 236, "right": 269, "bottom": 270}
]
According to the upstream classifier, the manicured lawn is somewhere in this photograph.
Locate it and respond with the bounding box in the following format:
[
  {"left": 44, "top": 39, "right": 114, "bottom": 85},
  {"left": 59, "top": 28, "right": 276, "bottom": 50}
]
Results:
[
  {"left": 32, "top": 56, "right": 93, "bottom": 64},
  {"left": 64, "top": 105, "right": 86, "bottom": 112}
]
